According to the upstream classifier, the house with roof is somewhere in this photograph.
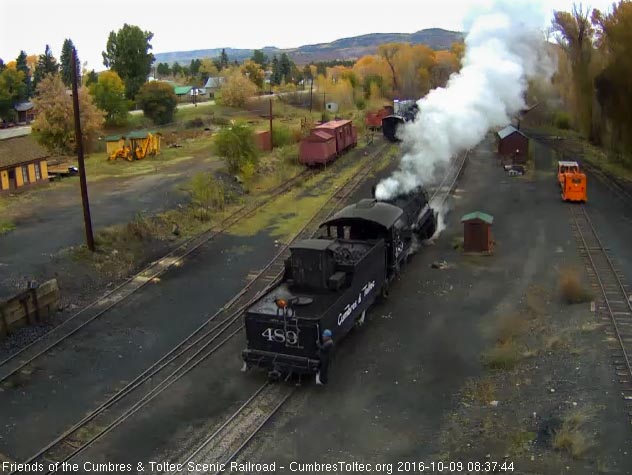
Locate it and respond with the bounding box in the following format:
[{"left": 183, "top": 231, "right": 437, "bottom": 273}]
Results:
[
  {"left": 174, "top": 85, "right": 193, "bottom": 102},
  {"left": 203, "top": 76, "right": 226, "bottom": 98},
  {"left": 0, "top": 136, "right": 49, "bottom": 192},
  {"left": 14, "top": 102, "right": 36, "bottom": 124},
  {"left": 497, "top": 125, "right": 529, "bottom": 163}
]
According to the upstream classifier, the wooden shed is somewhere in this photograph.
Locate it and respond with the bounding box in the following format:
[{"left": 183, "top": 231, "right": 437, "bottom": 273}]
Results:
[
  {"left": 461, "top": 211, "right": 494, "bottom": 254},
  {"left": 497, "top": 125, "right": 529, "bottom": 164},
  {"left": 0, "top": 136, "right": 49, "bottom": 192},
  {"left": 105, "top": 135, "right": 126, "bottom": 156},
  {"left": 255, "top": 130, "right": 272, "bottom": 152}
]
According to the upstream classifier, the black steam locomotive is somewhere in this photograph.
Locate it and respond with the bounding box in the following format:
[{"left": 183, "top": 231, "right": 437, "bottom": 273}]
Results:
[
  {"left": 382, "top": 100, "right": 419, "bottom": 142},
  {"left": 241, "top": 187, "right": 436, "bottom": 381}
]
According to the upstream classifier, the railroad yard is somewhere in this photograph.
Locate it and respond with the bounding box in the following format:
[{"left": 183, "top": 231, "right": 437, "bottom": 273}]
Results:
[{"left": 3, "top": 1, "right": 632, "bottom": 474}]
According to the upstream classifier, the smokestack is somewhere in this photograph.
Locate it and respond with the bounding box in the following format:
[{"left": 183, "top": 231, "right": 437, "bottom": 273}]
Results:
[{"left": 375, "top": 0, "right": 554, "bottom": 201}]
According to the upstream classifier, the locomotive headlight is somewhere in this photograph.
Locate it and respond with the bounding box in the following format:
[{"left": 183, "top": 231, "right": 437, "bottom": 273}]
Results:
[{"left": 275, "top": 298, "right": 288, "bottom": 309}]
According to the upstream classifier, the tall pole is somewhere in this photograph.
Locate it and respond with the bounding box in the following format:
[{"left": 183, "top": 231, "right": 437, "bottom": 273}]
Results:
[
  {"left": 71, "top": 47, "right": 95, "bottom": 252},
  {"left": 269, "top": 97, "right": 273, "bottom": 151},
  {"left": 309, "top": 78, "right": 313, "bottom": 113},
  {"left": 322, "top": 92, "right": 326, "bottom": 122}
]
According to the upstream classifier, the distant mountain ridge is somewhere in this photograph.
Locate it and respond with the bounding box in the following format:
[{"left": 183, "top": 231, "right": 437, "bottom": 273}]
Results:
[{"left": 153, "top": 28, "right": 463, "bottom": 65}]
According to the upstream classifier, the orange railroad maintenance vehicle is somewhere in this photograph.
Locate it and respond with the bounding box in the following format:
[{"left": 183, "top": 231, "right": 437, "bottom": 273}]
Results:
[{"left": 557, "top": 160, "right": 587, "bottom": 202}]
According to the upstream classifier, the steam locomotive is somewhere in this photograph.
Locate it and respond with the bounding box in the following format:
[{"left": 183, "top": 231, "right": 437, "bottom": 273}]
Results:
[
  {"left": 241, "top": 187, "right": 436, "bottom": 380},
  {"left": 382, "top": 99, "right": 419, "bottom": 142}
]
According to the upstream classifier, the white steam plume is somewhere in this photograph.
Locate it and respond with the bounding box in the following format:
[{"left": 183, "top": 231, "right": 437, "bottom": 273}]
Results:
[{"left": 375, "top": 0, "right": 554, "bottom": 200}]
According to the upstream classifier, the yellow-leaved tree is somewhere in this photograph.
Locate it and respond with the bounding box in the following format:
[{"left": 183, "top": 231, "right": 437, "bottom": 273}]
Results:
[
  {"left": 218, "top": 69, "right": 257, "bottom": 108},
  {"left": 32, "top": 74, "right": 103, "bottom": 153}
]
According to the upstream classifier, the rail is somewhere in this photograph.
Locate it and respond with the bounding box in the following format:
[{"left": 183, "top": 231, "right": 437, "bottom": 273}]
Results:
[
  {"left": 570, "top": 204, "right": 632, "bottom": 418},
  {"left": 12, "top": 141, "right": 392, "bottom": 472}
]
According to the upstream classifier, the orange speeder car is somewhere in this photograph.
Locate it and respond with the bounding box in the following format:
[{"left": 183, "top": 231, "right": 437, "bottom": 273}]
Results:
[{"left": 557, "top": 160, "right": 587, "bottom": 202}]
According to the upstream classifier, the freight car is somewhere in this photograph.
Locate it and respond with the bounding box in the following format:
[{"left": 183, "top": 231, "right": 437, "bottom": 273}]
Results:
[
  {"left": 365, "top": 106, "right": 394, "bottom": 129},
  {"left": 382, "top": 101, "right": 419, "bottom": 142},
  {"left": 241, "top": 188, "right": 437, "bottom": 381},
  {"left": 299, "top": 120, "right": 357, "bottom": 166}
]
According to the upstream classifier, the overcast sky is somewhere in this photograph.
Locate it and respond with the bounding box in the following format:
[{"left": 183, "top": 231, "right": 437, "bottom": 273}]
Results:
[{"left": 1, "top": 0, "right": 616, "bottom": 71}]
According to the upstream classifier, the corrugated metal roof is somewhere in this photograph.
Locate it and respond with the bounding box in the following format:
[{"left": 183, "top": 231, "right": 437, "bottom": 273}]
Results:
[
  {"left": 315, "top": 119, "right": 352, "bottom": 129},
  {"left": 127, "top": 130, "right": 158, "bottom": 139},
  {"left": 174, "top": 86, "right": 192, "bottom": 95},
  {"left": 204, "top": 77, "right": 225, "bottom": 88},
  {"left": 104, "top": 135, "right": 125, "bottom": 142},
  {"left": 497, "top": 125, "right": 526, "bottom": 140},
  {"left": 14, "top": 101, "right": 34, "bottom": 112},
  {"left": 461, "top": 211, "right": 494, "bottom": 224},
  {"left": 0, "top": 136, "right": 49, "bottom": 169}
]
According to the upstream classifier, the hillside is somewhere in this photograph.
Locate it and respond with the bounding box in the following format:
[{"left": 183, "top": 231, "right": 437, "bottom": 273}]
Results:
[{"left": 153, "top": 28, "right": 463, "bottom": 65}]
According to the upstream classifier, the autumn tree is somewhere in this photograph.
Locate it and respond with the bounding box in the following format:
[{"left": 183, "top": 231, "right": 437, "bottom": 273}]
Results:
[
  {"left": 377, "top": 43, "right": 401, "bottom": 95},
  {"left": 103, "top": 24, "right": 155, "bottom": 99},
  {"left": 32, "top": 74, "right": 103, "bottom": 153},
  {"left": 136, "top": 81, "right": 177, "bottom": 125},
  {"left": 90, "top": 70, "right": 128, "bottom": 126},
  {"left": 59, "top": 39, "right": 79, "bottom": 87},
  {"left": 217, "top": 69, "right": 257, "bottom": 107},
  {"left": 592, "top": 1, "right": 632, "bottom": 159},
  {"left": 241, "top": 60, "right": 265, "bottom": 89},
  {"left": 552, "top": 5, "right": 596, "bottom": 138},
  {"left": 0, "top": 69, "right": 26, "bottom": 121},
  {"left": 213, "top": 122, "right": 258, "bottom": 174},
  {"left": 199, "top": 58, "right": 219, "bottom": 80},
  {"left": 33, "top": 45, "right": 59, "bottom": 90}
]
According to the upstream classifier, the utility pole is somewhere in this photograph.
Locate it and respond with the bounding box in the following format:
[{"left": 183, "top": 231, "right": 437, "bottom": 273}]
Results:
[
  {"left": 322, "top": 92, "right": 326, "bottom": 122},
  {"left": 71, "top": 47, "right": 95, "bottom": 252},
  {"left": 269, "top": 97, "right": 273, "bottom": 151},
  {"left": 309, "top": 78, "right": 313, "bottom": 113}
]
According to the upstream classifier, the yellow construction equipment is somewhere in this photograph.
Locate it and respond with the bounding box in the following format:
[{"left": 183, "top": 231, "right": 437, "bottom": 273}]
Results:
[{"left": 105, "top": 131, "right": 161, "bottom": 161}]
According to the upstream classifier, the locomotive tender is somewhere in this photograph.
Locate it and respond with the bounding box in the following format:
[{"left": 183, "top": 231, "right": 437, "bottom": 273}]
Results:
[{"left": 241, "top": 187, "right": 437, "bottom": 380}]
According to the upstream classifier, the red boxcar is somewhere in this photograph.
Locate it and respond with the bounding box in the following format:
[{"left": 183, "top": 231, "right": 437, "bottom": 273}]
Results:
[
  {"left": 365, "top": 106, "right": 393, "bottom": 129},
  {"left": 299, "top": 130, "right": 337, "bottom": 165},
  {"left": 313, "top": 120, "right": 357, "bottom": 155}
]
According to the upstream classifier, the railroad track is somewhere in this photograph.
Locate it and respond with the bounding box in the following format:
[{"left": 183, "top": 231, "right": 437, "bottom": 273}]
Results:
[
  {"left": 0, "top": 167, "right": 315, "bottom": 385},
  {"left": 11, "top": 142, "right": 392, "bottom": 474},
  {"left": 570, "top": 205, "right": 632, "bottom": 423},
  {"left": 166, "top": 149, "right": 471, "bottom": 475},
  {"left": 169, "top": 383, "right": 295, "bottom": 475}
]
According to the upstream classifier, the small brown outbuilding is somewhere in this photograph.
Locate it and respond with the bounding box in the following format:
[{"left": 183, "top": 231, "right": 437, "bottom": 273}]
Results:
[
  {"left": 497, "top": 125, "right": 529, "bottom": 164},
  {"left": 461, "top": 211, "right": 494, "bottom": 254}
]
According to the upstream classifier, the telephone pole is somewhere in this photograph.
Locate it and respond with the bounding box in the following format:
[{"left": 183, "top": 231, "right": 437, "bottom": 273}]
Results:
[
  {"left": 321, "top": 92, "right": 327, "bottom": 122},
  {"left": 269, "top": 97, "right": 273, "bottom": 151},
  {"left": 71, "top": 47, "right": 95, "bottom": 252}
]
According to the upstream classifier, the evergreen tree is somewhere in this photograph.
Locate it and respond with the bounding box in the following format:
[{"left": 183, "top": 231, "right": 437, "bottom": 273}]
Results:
[
  {"left": 271, "top": 56, "right": 281, "bottom": 85},
  {"left": 219, "top": 49, "right": 229, "bottom": 70},
  {"left": 60, "top": 39, "right": 78, "bottom": 87},
  {"left": 85, "top": 70, "right": 99, "bottom": 86},
  {"left": 0, "top": 59, "right": 5, "bottom": 72},
  {"left": 156, "top": 62, "right": 171, "bottom": 77},
  {"left": 279, "top": 53, "right": 292, "bottom": 83},
  {"left": 189, "top": 59, "right": 201, "bottom": 76},
  {"left": 16, "top": 50, "right": 31, "bottom": 99},
  {"left": 251, "top": 50, "right": 268, "bottom": 68},
  {"left": 33, "top": 45, "right": 59, "bottom": 90}
]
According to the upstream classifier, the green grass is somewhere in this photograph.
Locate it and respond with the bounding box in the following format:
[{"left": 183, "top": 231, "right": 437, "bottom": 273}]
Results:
[{"left": 0, "top": 219, "right": 16, "bottom": 235}]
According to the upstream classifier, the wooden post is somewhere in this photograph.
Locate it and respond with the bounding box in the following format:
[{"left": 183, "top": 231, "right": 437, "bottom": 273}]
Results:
[
  {"left": 71, "top": 47, "right": 95, "bottom": 251},
  {"left": 269, "top": 98, "right": 273, "bottom": 151}
]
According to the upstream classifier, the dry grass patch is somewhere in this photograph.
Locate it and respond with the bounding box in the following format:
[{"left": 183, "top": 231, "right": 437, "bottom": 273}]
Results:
[
  {"left": 525, "top": 285, "right": 548, "bottom": 317},
  {"left": 553, "top": 407, "right": 594, "bottom": 459},
  {"left": 483, "top": 340, "right": 520, "bottom": 370},
  {"left": 559, "top": 266, "right": 592, "bottom": 304},
  {"left": 463, "top": 378, "right": 496, "bottom": 405},
  {"left": 581, "top": 321, "right": 602, "bottom": 333}
]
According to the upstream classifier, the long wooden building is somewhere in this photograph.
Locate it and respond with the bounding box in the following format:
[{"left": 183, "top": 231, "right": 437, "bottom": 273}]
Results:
[{"left": 0, "top": 136, "right": 49, "bottom": 192}]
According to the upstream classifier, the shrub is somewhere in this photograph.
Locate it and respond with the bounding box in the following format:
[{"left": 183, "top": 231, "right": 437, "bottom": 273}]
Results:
[
  {"left": 272, "top": 125, "right": 297, "bottom": 147},
  {"left": 189, "top": 172, "right": 226, "bottom": 215},
  {"left": 136, "top": 81, "right": 178, "bottom": 125},
  {"left": 558, "top": 267, "right": 591, "bottom": 304},
  {"left": 213, "top": 122, "right": 258, "bottom": 174},
  {"left": 554, "top": 111, "right": 572, "bottom": 130}
]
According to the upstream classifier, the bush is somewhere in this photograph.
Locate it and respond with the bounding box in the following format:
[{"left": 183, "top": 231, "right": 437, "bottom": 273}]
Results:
[
  {"left": 213, "top": 122, "right": 258, "bottom": 174},
  {"left": 137, "top": 81, "right": 178, "bottom": 125},
  {"left": 189, "top": 172, "right": 226, "bottom": 216},
  {"left": 272, "top": 125, "right": 298, "bottom": 147},
  {"left": 558, "top": 267, "right": 591, "bottom": 304},
  {"left": 554, "top": 111, "right": 572, "bottom": 130}
]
